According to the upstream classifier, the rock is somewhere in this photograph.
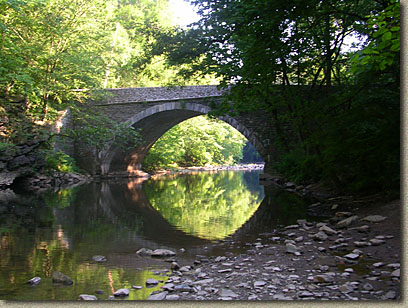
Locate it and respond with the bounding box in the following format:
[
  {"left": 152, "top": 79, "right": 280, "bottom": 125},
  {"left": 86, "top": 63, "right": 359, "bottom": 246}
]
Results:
[
  {"left": 113, "top": 289, "right": 129, "bottom": 297},
  {"left": 339, "top": 283, "right": 354, "bottom": 293},
  {"left": 179, "top": 266, "right": 191, "bottom": 272},
  {"left": 254, "top": 281, "right": 267, "bottom": 288},
  {"left": 344, "top": 253, "right": 360, "bottom": 260},
  {"left": 314, "top": 274, "right": 334, "bottom": 283},
  {"left": 373, "top": 262, "right": 385, "bottom": 268},
  {"left": 319, "top": 225, "right": 337, "bottom": 235},
  {"left": 369, "top": 239, "right": 385, "bottom": 246},
  {"left": 151, "top": 249, "right": 176, "bottom": 257},
  {"left": 52, "top": 271, "right": 73, "bottom": 285},
  {"left": 285, "top": 224, "right": 299, "bottom": 229},
  {"left": 174, "top": 284, "right": 193, "bottom": 292},
  {"left": 335, "top": 212, "right": 353, "bottom": 217},
  {"left": 193, "top": 278, "right": 214, "bottom": 285},
  {"left": 148, "top": 291, "right": 168, "bottom": 300},
  {"left": 295, "top": 236, "right": 304, "bottom": 242},
  {"left": 349, "top": 225, "right": 370, "bottom": 233},
  {"left": 136, "top": 248, "right": 153, "bottom": 256},
  {"left": 171, "top": 262, "right": 180, "bottom": 270},
  {"left": 215, "top": 256, "right": 227, "bottom": 262},
  {"left": 162, "top": 283, "right": 175, "bottom": 291},
  {"left": 336, "top": 215, "right": 358, "bottom": 228},
  {"left": 385, "top": 290, "right": 397, "bottom": 299},
  {"left": 132, "top": 285, "right": 143, "bottom": 290},
  {"left": 286, "top": 243, "right": 299, "bottom": 254},
  {"left": 146, "top": 279, "right": 159, "bottom": 286},
  {"left": 218, "top": 289, "right": 239, "bottom": 298},
  {"left": 363, "top": 283, "right": 374, "bottom": 291},
  {"left": 165, "top": 294, "right": 180, "bottom": 300},
  {"left": 79, "top": 294, "right": 98, "bottom": 300},
  {"left": 311, "top": 231, "right": 328, "bottom": 241},
  {"left": 387, "top": 263, "right": 400, "bottom": 269},
  {"left": 95, "top": 290, "right": 104, "bottom": 294},
  {"left": 362, "top": 215, "right": 387, "bottom": 223},
  {"left": 28, "top": 277, "right": 41, "bottom": 285},
  {"left": 354, "top": 241, "right": 371, "bottom": 247},
  {"left": 390, "top": 269, "right": 400, "bottom": 278},
  {"left": 299, "top": 291, "right": 314, "bottom": 298},
  {"left": 284, "top": 182, "right": 296, "bottom": 189},
  {"left": 92, "top": 255, "right": 106, "bottom": 262},
  {"left": 344, "top": 268, "right": 354, "bottom": 273}
]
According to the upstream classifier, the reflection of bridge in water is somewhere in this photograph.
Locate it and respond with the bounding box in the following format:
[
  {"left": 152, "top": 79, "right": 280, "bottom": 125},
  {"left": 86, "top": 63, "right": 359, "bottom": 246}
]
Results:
[{"left": 55, "top": 176, "right": 309, "bottom": 260}]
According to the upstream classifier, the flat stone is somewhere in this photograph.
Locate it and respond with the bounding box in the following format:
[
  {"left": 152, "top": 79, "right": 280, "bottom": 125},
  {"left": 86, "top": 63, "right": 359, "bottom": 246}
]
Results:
[
  {"left": 336, "top": 215, "right": 358, "bottom": 228},
  {"left": 146, "top": 279, "right": 159, "bottom": 285},
  {"left": 218, "top": 289, "right": 239, "bottom": 298},
  {"left": 349, "top": 225, "right": 370, "bottom": 233},
  {"left": 174, "top": 284, "right": 193, "bottom": 292},
  {"left": 335, "top": 212, "right": 353, "bottom": 217},
  {"left": 311, "top": 231, "right": 328, "bottom": 241},
  {"left": 285, "top": 224, "right": 299, "bottom": 229},
  {"left": 369, "top": 239, "right": 385, "bottom": 246},
  {"left": 193, "top": 278, "right": 214, "bottom": 285},
  {"left": 79, "top": 294, "right": 97, "bottom": 300},
  {"left": 151, "top": 249, "right": 176, "bottom": 257},
  {"left": 362, "top": 215, "right": 387, "bottom": 223},
  {"left": 254, "top": 280, "right": 267, "bottom": 288},
  {"left": 319, "top": 225, "right": 337, "bottom": 235},
  {"left": 299, "top": 291, "right": 314, "bottom": 297},
  {"left": 354, "top": 241, "right": 371, "bottom": 247},
  {"left": 92, "top": 255, "right": 106, "bottom": 262},
  {"left": 339, "top": 283, "right": 354, "bottom": 293},
  {"left": 373, "top": 262, "right": 385, "bottom": 268},
  {"left": 385, "top": 290, "right": 397, "bottom": 299},
  {"left": 148, "top": 291, "right": 168, "bottom": 300},
  {"left": 387, "top": 263, "right": 400, "bottom": 269},
  {"left": 215, "top": 256, "right": 227, "bottom": 262},
  {"left": 165, "top": 294, "right": 180, "bottom": 300},
  {"left": 28, "top": 277, "right": 41, "bottom": 285},
  {"left": 286, "top": 243, "right": 299, "bottom": 254},
  {"left": 391, "top": 269, "right": 400, "bottom": 278},
  {"left": 132, "top": 285, "right": 143, "bottom": 289},
  {"left": 344, "top": 253, "right": 360, "bottom": 260},
  {"left": 114, "top": 289, "right": 129, "bottom": 297}
]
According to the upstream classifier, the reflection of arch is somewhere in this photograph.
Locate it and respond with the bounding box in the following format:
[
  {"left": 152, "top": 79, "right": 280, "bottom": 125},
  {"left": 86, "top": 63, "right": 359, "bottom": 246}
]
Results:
[{"left": 102, "top": 102, "right": 264, "bottom": 175}]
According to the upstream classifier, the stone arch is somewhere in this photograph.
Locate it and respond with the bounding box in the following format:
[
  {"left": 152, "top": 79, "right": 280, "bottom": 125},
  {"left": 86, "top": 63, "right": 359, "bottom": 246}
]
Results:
[{"left": 101, "top": 102, "right": 265, "bottom": 175}]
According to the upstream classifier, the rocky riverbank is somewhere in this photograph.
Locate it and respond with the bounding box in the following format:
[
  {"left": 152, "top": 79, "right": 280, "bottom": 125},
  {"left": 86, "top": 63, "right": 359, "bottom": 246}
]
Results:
[
  {"left": 73, "top": 194, "right": 400, "bottom": 301},
  {"left": 141, "top": 198, "right": 401, "bottom": 301}
]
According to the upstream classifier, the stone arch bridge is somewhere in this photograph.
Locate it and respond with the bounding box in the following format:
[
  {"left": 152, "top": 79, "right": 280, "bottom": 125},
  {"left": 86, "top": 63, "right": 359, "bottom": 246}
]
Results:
[{"left": 65, "top": 85, "right": 278, "bottom": 175}]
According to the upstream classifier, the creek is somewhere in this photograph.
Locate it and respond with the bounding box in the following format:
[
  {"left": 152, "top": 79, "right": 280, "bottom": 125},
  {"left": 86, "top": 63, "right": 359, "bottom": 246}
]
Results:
[{"left": 0, "top": 169, "right": 319, "bottom": 300}]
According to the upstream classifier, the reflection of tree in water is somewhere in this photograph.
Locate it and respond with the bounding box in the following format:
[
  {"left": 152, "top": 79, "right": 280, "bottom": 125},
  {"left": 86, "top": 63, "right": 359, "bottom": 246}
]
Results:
[{"left": 143, "top": 171, "right": 264, "bottom": 240}]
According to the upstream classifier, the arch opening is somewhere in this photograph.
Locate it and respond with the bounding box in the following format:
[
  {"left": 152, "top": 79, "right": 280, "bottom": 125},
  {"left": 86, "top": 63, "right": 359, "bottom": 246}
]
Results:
[{"left": 103, "top": 102, "right": 265, "bottom": 175}]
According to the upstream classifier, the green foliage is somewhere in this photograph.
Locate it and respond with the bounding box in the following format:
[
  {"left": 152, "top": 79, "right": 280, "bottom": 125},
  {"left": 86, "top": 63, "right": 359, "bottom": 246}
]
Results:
[
  {"left": 67, "top": 107, "right": 142, "bottom": 157},
  {"left": 44, "top": 150, "right": 79, "bottom": 173},
  {"left": 154, "top": 0, "right": 400, "bottom": 194},
  {"left": 142, "top": 115, "right": 247, "bottom": 171}
]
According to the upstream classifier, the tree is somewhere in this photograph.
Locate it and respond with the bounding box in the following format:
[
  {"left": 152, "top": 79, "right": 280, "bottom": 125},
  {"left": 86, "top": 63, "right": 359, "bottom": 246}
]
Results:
[
  {"left": 142, "top": 115, "right": 247, "bottom": 171},
  {"left": 152, "top": 0, "right": 400, "bottom": 193}
]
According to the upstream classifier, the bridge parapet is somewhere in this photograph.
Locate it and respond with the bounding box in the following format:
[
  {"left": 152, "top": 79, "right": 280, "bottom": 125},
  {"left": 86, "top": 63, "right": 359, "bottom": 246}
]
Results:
[{"left": 94, "top": 85, "right": 226, "bottom": 105}]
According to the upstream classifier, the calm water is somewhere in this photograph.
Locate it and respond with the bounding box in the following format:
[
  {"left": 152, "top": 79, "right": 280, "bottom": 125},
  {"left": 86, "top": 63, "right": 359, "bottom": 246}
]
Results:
[{"left": 0, "top": 170, "right": 316, "bottom": 300}]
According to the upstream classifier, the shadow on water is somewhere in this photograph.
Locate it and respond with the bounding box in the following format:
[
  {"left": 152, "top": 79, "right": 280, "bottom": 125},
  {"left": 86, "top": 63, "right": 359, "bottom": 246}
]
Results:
[{"left": 0, "top": 170, "right": 321, "bottom": 300}]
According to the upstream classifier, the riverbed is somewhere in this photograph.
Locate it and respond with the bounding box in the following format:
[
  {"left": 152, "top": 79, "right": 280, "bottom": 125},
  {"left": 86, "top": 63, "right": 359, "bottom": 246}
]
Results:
[{"left": 0, "top": 169, "right": 401, "bottom": 300}]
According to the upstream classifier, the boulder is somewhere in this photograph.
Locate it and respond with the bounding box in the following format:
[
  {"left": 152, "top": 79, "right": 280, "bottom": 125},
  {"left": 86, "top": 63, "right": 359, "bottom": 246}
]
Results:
[
  {"left": 136, "top": 248, "right": 153, "bottom": 256},
  {"left": 151, "top": 249, "right": 176, "bottom": 257},
  {"left": 113, "top": 289, "right": 129, "bottom": 297},
  {"left": 52, "top": 271, "right": 73, "bottom": 285}
]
